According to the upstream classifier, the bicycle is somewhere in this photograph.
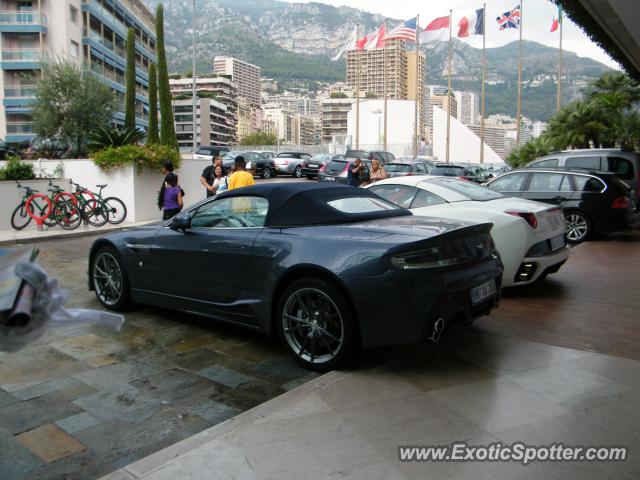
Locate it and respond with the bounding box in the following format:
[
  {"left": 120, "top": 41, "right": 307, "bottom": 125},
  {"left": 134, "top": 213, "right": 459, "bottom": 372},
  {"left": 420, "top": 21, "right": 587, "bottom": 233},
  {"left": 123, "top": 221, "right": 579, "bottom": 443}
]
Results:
[
  {"left": 71, "top": 181, "right": 127, "bottom": 224},
  {"left": 41, "top": 181, "right": 84, "bottom": 230},
  {"left": 50, "top": 181, "right": 108, "bottom": 227},
  {"left": 11, "top": 183, "right": 54, "bottom": 230}
]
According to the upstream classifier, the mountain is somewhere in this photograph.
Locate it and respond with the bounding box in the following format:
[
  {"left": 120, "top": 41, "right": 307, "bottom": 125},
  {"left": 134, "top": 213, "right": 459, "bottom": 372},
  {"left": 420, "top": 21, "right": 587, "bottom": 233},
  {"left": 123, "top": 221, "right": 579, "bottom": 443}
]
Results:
[{"left": 143, "top": 0, "right": 611, "bottom": 121}]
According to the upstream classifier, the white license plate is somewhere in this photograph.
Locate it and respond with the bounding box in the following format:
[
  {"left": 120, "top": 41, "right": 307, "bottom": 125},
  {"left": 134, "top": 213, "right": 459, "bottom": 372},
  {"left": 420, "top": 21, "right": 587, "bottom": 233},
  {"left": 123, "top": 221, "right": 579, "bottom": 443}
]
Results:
[
  {"left": 308, "top": 163, "right": 318, "bottom": 168},
  {"left": 470, "top": 280, "right": 497, "bottom": 305},
  {"left": 549, "top": 234, "right": 565, "bottom": 251},
  {"left": 323, "top": 177, "right": 335, "bottom": 182}
]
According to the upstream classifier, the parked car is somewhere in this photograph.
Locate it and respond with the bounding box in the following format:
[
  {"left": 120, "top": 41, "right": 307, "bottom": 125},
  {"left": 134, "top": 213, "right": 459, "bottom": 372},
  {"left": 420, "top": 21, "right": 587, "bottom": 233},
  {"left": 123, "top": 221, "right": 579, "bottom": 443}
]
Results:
[
  {"left": 88, "top": 183, "right": 502, "bottom": 371},
  {"left": 274, "top": 152, "right": 312, "bottom": 178},
  {"left": 384, "top": 160, "right": 432, "bottom": 178},
  {"left": 301, "top": 154, "right": 345, "bottom": 179},
  {"left": 193, "top": 146, "right": 230, "bottom": 160},
  {"left": 317, "top": 157, "right": 372, "bottom": 184},
  {"left": 222, "top": 151, "right": 276, "bottom": 179},
  {"left": 485, "top": 169, "right": 640, "bottom": 243},
  {"left": 345, "top": 149, "right": 395, "bottom": 165},
  {"left": 430, "top": 163, "right": 486, "bottom": 183},
  {"left": 367, "top": 176, "right": 569, "bottom": 286},
  {"left": 256, "top": 150, "right": 277, "bottom": 159},
  {"left": 480, "top": 163, "right": 511, "bottom": 179},
  {"left": 524, "top": 148, "right": 640, "bottom": 201}
]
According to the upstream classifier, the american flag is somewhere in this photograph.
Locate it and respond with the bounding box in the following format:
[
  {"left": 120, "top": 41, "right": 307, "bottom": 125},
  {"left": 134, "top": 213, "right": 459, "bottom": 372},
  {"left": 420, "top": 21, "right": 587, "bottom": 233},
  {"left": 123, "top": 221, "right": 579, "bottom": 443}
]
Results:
[
  {"left": 384, "top": 17, "right": 418, "bottom": 42},
  {"left": 496, "top": 5, "right": 521, "bottom": 30}
]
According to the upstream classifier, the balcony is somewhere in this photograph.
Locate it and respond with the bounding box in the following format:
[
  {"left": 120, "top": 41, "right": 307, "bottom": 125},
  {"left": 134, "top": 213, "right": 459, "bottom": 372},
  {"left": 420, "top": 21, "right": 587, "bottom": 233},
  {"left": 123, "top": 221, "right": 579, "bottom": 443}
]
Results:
[
  {"left": 0, "top": 11, "right": 47, "bottom": 33},
  {"left": 0, "top": 48, "right": 43, "bottom": 69},
  {"left": 3, "top": 84, "right": 37, "bottom": 107},
  {"left": 6, "top": 121, "right": 33, "bottom": 134}
]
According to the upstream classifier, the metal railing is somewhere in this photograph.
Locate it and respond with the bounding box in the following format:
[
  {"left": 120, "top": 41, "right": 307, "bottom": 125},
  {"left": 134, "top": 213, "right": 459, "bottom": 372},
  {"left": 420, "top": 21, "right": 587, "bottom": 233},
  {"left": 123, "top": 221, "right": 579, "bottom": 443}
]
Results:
[
  {"left": 1, "top": 48, "right": 41, "bottom": 62},
  {"left": 0, "top": 11, "right": 46, "bottom": 26},
  {"left": 4, "top": 85, "right": 37, "bottom": 98},
  {"left": 6, "top": 122, "right": 34, "bottom": 134}
]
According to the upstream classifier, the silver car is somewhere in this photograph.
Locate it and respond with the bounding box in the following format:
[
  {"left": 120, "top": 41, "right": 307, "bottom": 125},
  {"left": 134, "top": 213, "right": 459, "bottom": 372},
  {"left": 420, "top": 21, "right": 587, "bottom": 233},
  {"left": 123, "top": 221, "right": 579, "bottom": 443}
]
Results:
[{"left": 274, "top": 152, "right": 312, "bottom": 178}]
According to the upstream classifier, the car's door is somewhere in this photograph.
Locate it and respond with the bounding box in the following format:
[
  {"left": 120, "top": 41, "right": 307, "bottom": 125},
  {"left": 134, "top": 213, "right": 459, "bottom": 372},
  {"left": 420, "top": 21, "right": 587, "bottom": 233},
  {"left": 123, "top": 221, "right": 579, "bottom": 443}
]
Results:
[
  {"left": 521, "top": 172, "right": 572, "bottom": 206},
  {"left": 151, "top": 196, "right": 268, "bottom": 304}
]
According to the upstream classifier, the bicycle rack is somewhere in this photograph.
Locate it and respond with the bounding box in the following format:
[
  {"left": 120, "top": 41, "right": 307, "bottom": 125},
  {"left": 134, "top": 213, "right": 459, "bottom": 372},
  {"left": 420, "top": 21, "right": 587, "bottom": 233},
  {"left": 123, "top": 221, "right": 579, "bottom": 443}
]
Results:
[{"left": 25, "top": 193, "right": 53, "bottom": 231}]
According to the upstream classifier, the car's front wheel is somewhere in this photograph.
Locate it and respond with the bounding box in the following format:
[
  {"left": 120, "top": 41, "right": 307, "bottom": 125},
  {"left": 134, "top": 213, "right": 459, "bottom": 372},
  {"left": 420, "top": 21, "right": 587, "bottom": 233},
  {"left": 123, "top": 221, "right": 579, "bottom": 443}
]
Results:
[
  {"left": 293, "top": 165, "right": 302, "bottom": 178},
  {"left": 262, "top": 167, "right": 271, "bottom": 179},
  {"left": 565, "top": 210, "right": 592, "bottom": 243},
  {"left": 276, "top": 278, "right": 358, "bottom": 371},
  {"left": 91, "top": 246, "right": 130, "bottom": 310}
]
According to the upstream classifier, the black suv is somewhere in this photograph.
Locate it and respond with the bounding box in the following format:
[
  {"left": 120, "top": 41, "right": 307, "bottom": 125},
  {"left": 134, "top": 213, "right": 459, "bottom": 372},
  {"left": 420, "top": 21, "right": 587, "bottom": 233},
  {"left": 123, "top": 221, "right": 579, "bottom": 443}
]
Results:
[
  {"left": 221, "top": 151, "right": 276, "bottom": 179},
  {"left": 486, "top": 169, "right": 640, "bottom": 243}
]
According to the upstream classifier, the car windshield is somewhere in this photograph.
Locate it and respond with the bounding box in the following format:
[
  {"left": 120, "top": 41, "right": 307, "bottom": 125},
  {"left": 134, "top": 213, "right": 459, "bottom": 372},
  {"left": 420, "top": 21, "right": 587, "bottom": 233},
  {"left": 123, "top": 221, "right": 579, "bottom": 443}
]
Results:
[
  {"left": 385, "top": 164, "right": 412, "bottom": 173},
  {"left": 327, "top": 196, "right": 400, "bottom": 213},
  {"left": 309, "top": 155, "right": 328, "bottom": 162},
  {"left": 423, "top": 178, "right": 504, "bottom": 201},
  {"left": 431, "top": 166, "right": 465, "bottom": 176},
  {"left": 325, "top": 160, "right": 348, "bottom": 174}
]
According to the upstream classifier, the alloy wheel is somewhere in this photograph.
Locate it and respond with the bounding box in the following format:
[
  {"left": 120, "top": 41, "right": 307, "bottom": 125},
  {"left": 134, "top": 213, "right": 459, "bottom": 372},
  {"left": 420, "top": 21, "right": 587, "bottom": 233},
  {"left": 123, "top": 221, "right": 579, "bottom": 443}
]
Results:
[
  {"left": 281, "top": 288, "right": 344, "bottom": 365},
  {"left": 294, "top": 166, "right": 302, "bottom": 178},
  {"left": 263, "top": 167, "right": 271, "bottom": 179},
  {"left": 565, "top": 213, "right": 589, "bottom": 242},
  {"left": 93, "top": 252, "right": 123, "bottom": 307}
]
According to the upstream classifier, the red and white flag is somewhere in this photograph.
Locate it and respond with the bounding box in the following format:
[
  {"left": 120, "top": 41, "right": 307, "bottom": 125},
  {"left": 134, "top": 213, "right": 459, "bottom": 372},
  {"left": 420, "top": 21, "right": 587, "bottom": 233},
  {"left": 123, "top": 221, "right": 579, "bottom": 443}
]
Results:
[
  {"left": 356, "top": 24, "right": 386, "bottom": 50},
  {"left": 331, "top": 27, "right": 357, "bottom": 61},
  {"left": 420, "top": 15, "right": 450, "bottom": 42}
]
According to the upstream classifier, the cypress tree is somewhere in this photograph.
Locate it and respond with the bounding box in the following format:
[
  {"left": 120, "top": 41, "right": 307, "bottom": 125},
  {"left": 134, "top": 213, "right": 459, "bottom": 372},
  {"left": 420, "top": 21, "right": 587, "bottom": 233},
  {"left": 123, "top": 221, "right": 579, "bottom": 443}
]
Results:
[
  {"left": 147, "top": 63, "right": 159, "bottom": 144},
  {"left": 124, "top": 28, "right": 137, "bottom": 130},
  {"left": 155, "top": 4, "right": 177, "bottom": 148}
]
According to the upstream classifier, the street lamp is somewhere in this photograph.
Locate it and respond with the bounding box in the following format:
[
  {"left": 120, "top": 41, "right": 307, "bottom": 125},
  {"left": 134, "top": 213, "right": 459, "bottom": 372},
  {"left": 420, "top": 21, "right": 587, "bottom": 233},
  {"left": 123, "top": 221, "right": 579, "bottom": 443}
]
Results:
[
  {"left": 192, "top": 0, "right": 197, "bottom": 155},
  {"left": 372, "top": 108, "right": 382, "bottom": 150}
]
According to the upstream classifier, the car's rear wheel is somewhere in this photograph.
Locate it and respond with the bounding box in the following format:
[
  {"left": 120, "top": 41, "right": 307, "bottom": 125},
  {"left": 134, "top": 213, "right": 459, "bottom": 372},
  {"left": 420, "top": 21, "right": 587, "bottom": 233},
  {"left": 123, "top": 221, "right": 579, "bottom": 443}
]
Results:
[
  {"left": 293, "top": 165, "right": 302, "bottom": 178},
  {"left": 565, "top": 210, "right": 592, "bottom": 244},
  {"left": 262, "top": 167, "right": 271, "bottom": 179},
  {"left": 92, "top": 246, "right": 130, "bottom": 310},
  {"left": 277, "top": 278, "right": 358, "bottom": 372}
]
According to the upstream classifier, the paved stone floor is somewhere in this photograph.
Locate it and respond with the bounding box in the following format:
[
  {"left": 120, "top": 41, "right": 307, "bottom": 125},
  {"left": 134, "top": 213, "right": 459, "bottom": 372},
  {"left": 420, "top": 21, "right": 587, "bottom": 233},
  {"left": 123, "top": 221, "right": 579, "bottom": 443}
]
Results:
[{"left": 1, "top": 228, "right": 639, "bottom": 479}]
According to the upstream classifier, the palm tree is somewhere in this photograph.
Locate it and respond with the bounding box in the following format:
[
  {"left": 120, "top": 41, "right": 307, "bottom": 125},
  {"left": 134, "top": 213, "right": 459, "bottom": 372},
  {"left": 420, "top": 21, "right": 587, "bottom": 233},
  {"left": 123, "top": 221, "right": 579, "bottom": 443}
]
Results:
[
  {"left": 584, "top": 71, "right": 640, "bottom": 108},
  {"left": 545, "top": 100, "right": 606, "bottom": 149}
]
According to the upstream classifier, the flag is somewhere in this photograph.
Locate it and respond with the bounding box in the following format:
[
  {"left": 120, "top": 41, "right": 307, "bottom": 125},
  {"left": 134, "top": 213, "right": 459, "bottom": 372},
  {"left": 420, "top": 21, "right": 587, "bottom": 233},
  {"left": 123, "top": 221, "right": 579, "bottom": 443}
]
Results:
[
  {"left": 551, "top": 5, "right": 562, "bottom": 32},
  {"left": 457, "top": 8, "right": 485, "bottom": 37},
  {"left": 420, "top": 15, "right": 450, "bottom": 42},
  {"left": 357, "top": 24, "right": 386, "bottom": 50},
  {"left": 496, "top": 5, "right": 521, "bottom": 30},
  {"left": 384, "top": 17, "right": 418, "bottom": 42},
  {"left": 331, "top": 26, "right": 357, "bottom": 61}
]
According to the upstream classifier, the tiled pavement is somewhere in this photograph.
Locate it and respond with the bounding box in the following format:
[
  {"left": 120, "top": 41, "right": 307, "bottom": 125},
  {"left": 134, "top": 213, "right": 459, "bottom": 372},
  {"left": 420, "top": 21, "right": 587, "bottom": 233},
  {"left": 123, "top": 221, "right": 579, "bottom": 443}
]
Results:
[{"left": 0, "top": 236, "right": 317, "bottom": 480}]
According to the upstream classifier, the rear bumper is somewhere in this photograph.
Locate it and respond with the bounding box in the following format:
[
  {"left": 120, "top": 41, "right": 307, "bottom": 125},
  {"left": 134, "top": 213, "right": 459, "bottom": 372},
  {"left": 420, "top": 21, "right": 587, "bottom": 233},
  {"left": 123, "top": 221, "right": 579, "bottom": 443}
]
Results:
[
  {"left": 301, "top": 167, "right": 320, "bottom": 176},
  {"left": 317, "top": 174, "right": 349, "bottom": 184},
  {"left": 511, "top": 246, "right": 570, "bottom": 286},
  {"left": 593, "top": 210, "right": 640, "bottom": 233}
]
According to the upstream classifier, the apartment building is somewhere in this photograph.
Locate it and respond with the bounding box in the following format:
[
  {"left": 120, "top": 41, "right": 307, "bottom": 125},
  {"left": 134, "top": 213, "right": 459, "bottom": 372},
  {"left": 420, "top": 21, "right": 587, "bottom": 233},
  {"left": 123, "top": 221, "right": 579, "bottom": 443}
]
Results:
[
  {"left": 237, "top": 97, "right": 263, "bottom": 142},
  {"left": 427, "top": 93, "right": 457, "bottom": 141},
  {"left": 172, "top": 97, "right": 233, "bottom": 149},
  {"left": 213, "top": 56, "right": 261, "bottom": 108},
  {"left": 0, "top": 0, "right": 156, "bottom": 144},
  {"left": 262, "top": 102, "right": 295, "bottom": 143},
  {"left": 468, "top": 124, "right": 507, "bottom": 160},
  {"left": 454, "top": 91, "right": 480, "bottom": 126},
  {"left": 320, "top": 97, "right": 353, "bottom": 144},
  {"left": 169, "top": 76, "right": 238, "bottom": 145},
  {"left": 294, "top": 114, "right": 316, "bottom": 145},
  {"left": 346, "top": 40, "right": 407, "bottom": 100},
  {"left": 406, "top": 49, "right": 426, "bottom": 134}
]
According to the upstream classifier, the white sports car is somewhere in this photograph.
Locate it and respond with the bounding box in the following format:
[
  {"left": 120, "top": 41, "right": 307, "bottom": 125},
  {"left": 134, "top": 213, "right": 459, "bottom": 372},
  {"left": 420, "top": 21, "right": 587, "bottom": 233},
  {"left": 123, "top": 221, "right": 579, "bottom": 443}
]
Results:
[{"left": 367, "top": 176, "right": 570, "bottom": 287}]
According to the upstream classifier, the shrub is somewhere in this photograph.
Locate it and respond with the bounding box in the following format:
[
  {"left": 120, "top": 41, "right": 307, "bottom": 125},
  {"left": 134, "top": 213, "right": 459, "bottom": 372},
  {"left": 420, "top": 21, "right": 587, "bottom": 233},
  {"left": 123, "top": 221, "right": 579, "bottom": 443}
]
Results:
[
  {"left": 88, "top": 126, "right": 146, "bottom": 151},
  {"left": 91, "top": 144, "right": 181, "bottom": 173},
  {"left": 0, "top": 156, "right": 35, "bottom": 180}
]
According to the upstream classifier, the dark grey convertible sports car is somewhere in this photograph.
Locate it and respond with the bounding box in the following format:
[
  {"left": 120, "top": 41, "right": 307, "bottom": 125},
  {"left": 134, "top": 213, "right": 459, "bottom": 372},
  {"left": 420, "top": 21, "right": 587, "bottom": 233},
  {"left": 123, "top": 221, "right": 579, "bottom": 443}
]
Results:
[{"left": 89, "top": 183, "right": 502, "bottom": 371}]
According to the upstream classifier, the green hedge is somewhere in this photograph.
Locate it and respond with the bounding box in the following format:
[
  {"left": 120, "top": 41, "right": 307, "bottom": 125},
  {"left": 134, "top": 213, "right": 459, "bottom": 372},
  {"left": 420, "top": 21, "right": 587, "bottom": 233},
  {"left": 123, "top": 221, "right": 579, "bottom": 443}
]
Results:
[
  {"left": 0, "top": 156, "right": 35, "bottom": 180},
  {"left": 91, "top": 144, "right": 181, "bottom": 173}
]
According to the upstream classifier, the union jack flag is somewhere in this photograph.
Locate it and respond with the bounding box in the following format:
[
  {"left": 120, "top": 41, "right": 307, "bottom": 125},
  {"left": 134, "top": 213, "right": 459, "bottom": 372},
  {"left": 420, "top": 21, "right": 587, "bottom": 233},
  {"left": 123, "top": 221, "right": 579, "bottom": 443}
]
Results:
[
  {"left": 496, "top": 5, "right": 520, "bottom": 30},
  {"left": 384, "top": 17, "right": 418, "bottom": 42}
]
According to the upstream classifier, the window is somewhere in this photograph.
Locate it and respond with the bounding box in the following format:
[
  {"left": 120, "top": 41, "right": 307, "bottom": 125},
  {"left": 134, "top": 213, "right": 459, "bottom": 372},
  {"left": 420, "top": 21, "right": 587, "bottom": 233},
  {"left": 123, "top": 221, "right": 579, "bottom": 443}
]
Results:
[
  {"left": 529, "top": 158, "right": 558, "bottom": 168},
  {"left": 70, "top": 5, "right": 79, "bottom": 24},
  {"left": 70, "top": 40, "right": 79, "bottom": 58},
  {"left": 411, "top": 190, "right": 446, "bottom": 208},
  {"left": 572, "top": 175, "right": 605, "bottom": 192},
  {"left": 605, "top": 157, "right": 635, "bottom": 180},
  {"left": 327, "top": 197, "right": 399, "bottom": 213},
  {"left": 430, "top": 166, "right": 465, "bottom": 176},
  {"left": 385, "top": 164, "right": 412, "bottom": 173},
  {"left": 565, "top": 156, "right": 600, "bottom": 170},
  {"left": 415, "top": 163, "right": 427, "bottom": 174},
  {"left": 369, "top": 185, "right": 418, "bottom": 209},
  {"left": 528, "top": 173, "right": 565, "bottom": 192},
  {"left": 191, "top": 197, "right": 269, "bottom": 228},
  {"left": 426, "top": 178, "right": 504, "bottom": 201},
  {"left": 487, "top": 172, "right": 528, "bottom": 192},
  {"left": 559, "top": 175, "right": 573, "bottom": 192}
]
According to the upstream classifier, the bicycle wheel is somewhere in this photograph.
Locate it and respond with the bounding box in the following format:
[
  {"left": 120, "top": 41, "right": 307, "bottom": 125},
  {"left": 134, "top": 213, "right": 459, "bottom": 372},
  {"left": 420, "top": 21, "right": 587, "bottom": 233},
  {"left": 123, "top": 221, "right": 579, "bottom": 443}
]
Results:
[
  {"left": 102, "top": 197, "right": 127, "bottom": 224},
  {"left": 82, "top": 199, "right": 109, "bottom": 227},
  {"left": 53, "top": 201, "right": 82, "bottom": 230},
  {"left": 10, "top": 203, "right": 32, "bottom": 230}
]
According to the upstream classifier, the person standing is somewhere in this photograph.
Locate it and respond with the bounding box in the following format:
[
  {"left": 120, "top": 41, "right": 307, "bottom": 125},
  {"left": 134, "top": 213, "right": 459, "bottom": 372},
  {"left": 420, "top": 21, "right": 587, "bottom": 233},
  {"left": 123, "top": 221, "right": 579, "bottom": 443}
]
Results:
[
  {"left": 160, "top": 172, "right": 183, "bottom": 220},
  {"left": 200, "top": 150, "right": 223, "bottom": 197},
  {"left": 348, "top": 158, "right": 365, "bottom": 187},
  {"left": 228, "top": 156, "right": 255, "bottom": 191},
  {"left": 369, "top": 159, "right": 387, "bottom": 183},
  {"left": 211, "top": 164, "right": 228, "bottom": 195}
]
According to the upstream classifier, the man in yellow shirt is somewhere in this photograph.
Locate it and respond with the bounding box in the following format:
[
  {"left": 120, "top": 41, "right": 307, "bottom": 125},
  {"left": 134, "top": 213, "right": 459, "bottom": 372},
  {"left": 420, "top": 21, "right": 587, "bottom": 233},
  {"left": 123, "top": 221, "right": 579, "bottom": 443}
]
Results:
[{"left": 227, "top": 156, "right": 255, "bottom": 190}]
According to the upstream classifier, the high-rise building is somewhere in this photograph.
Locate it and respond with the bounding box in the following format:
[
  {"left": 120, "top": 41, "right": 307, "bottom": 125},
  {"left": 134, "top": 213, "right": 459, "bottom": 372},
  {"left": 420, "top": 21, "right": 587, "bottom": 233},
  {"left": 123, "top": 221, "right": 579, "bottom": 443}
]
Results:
[
  {"left": 321, "top": 97, "right": 353, "bottom": 144},
  {"left": 294, "top": 114, "right": 316, "bottom": 145},
  {"left": 263, "top": 103, "right": 296, "bottom": 143},
  {"left": 172, "top": 97, "right": 234, "bottom": 149},
  {"left": 533, "top": 121, "right": 548, "bottom": 138},
  {"left": 0, "top": 0, "right": 156, "bottom": 144},
  {"left": 346, "top": 40, "right": 407, "bottom": 100},
  {"left": 169, "top": 76, "right": 238, "bottom": 145},
  {"left": 427, "top": 93, "right": 457, "bottom": 141},
  {"left": 454, "top": 91, "right": 480, "bottom": 126},
  {"left": 468, "top": 124, "right": 507, "bottom": 160},
  {"left": 406, "top": 50, "right": 426, "bottom": 135},
  {"left": 213, "top": 56, "right": 261, "bottom": 108}
]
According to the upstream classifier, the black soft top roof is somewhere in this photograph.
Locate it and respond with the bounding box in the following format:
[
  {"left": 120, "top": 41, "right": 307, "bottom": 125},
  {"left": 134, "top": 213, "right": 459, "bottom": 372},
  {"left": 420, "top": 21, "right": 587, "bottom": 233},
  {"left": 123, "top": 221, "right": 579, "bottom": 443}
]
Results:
[{"left": 215, "top": 183, "right": 410, "bottom": 227}]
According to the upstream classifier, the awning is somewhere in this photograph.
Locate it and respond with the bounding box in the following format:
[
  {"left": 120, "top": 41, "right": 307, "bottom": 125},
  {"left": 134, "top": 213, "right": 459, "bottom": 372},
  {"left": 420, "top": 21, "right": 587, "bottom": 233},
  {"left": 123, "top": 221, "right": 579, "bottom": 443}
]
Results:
[{"left": 5, "top": 106, "right": 32, "bottom": 113}]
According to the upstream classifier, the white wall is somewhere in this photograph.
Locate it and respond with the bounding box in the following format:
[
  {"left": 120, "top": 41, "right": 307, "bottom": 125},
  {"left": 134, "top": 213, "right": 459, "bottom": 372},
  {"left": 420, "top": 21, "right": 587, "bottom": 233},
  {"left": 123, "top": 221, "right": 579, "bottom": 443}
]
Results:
[
  {"left": 432, "top": 107, "right": 504, "bottom": 164},
  {"left": 347, "top": 100, "right": 416, "bottom": 148},
  {"left": 0, "top": 179, "right": 70, "bottom": 230}
]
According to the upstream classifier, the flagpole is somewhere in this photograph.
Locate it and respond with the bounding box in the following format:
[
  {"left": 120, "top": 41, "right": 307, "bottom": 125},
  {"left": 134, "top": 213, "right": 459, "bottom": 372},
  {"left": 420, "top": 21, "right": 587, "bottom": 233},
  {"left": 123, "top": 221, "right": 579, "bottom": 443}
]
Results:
[
  {"left": 556, "top": 7, "right": 563, "bottom": 112},
  {"left": 516, "top": 1, "right": 523, "bottom": 148},
  {"left": 413, "top": 15, "right": 420, "bottom": 158},
  {"left": 446, "top": 9, "right": 452, "bottom": 163},
  {"left": 383, "top": 20, "right": 388, "bottom": 151},
  {"left": 480, "top": 3, "right": 486, "bottom": 164},
  {"left": 356, "top": 24, "right": 361, "bottom": 149}
]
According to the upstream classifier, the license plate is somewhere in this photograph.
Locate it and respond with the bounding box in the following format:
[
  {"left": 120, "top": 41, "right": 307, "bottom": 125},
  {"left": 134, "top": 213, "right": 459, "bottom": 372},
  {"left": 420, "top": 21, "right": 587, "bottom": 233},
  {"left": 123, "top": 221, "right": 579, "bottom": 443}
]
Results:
[
  {"left": 323, "top": 177, "right": 335, "bottom": 182},
  {"left": 549, "top": 234, "right": 565, "bottom": 251},
  {"left": 470, "top": 280, "right": 497, "bottom": 305},
  {"left": 308, "top": 163, "right": 318, "bottom": 168}
]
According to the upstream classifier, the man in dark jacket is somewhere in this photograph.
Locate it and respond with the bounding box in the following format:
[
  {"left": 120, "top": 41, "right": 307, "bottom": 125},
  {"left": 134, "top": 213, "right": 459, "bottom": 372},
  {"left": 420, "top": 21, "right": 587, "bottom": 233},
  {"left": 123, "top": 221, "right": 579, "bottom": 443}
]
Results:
[{"left": 200, "top": 150, "right": 223, "bottom": 197}]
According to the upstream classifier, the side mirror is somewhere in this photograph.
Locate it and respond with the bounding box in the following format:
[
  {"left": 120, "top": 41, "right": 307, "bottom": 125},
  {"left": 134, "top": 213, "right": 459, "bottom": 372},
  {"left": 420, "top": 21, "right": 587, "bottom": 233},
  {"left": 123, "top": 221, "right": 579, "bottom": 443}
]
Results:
[{"left": 170, "top": 212, "right": 192, "bottom": 231}]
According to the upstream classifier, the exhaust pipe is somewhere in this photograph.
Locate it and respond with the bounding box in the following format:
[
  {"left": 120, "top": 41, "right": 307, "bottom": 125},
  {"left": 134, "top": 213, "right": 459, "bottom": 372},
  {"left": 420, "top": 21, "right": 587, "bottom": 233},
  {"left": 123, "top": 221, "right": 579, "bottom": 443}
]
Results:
[{"left": 429, "top": 317, "right": 445, "bottom": 343}]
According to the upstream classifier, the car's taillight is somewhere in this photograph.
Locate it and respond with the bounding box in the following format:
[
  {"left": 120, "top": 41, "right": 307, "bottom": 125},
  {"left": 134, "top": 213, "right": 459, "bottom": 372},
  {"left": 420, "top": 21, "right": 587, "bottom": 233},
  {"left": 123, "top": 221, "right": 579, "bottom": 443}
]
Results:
[
  {"left": 506, "top": 211, "right": 538, "bottom": 229},
  {"left": 611, "top": 196, "right": 631, "bottom": 209},
  {"left": 301, "top": 162, "right": 306, "bottom": 168},
  {"left": 457, "top": 176, "right": 470, "bottom": 182},
  {"left": 319, "top": 163, "right": 326, "bottom": 173},
  {"left": 342, "top": 163, "right": 350, "bottom": 173}
]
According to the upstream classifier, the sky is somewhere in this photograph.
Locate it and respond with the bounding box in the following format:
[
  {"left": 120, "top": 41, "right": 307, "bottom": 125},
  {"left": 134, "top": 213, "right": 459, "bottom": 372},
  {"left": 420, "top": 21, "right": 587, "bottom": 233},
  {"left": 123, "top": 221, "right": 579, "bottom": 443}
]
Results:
[{"left": 285, "top": 0, "right": 620, "bottom": 69}]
